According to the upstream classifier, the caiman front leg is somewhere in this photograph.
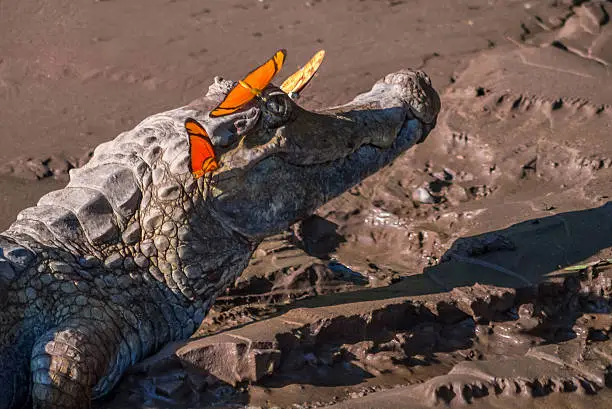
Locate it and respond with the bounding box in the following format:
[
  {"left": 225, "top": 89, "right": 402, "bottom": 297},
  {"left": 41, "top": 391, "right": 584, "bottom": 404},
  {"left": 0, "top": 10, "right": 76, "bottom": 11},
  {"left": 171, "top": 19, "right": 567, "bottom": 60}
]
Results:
[{"left": 29, "top": 317, "right": 125, "bottom": 409}]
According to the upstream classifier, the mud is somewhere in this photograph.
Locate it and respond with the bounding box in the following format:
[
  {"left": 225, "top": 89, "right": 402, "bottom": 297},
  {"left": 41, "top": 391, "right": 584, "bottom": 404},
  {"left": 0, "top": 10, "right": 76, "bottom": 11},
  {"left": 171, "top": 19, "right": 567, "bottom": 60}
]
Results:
[
  {"left": 1, "top": 0, "right": 612, "bottom": 408},
  {"left": 99, "top": 266, "right": 611, "bottom": 408}
]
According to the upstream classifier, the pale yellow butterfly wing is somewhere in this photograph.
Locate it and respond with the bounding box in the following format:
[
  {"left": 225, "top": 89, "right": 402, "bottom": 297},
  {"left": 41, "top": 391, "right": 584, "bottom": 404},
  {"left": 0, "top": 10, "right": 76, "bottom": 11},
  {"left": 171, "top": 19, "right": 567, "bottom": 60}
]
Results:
[{"left": 280, "top": 50, "right": 325, "bottom": 96}]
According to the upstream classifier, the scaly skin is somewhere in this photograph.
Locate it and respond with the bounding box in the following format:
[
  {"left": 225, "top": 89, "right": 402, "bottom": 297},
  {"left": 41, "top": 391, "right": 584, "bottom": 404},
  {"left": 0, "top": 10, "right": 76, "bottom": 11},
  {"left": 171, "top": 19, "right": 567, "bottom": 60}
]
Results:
[{"left": 0, "top": 69, "right": 440, "bottom": 408}]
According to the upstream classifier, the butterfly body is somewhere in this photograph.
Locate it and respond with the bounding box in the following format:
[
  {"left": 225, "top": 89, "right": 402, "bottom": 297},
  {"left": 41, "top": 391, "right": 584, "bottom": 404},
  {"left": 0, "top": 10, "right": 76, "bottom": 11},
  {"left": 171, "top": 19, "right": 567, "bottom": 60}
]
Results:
[{"left": 238, "top": 79, "right": 265, "bottom": 99}]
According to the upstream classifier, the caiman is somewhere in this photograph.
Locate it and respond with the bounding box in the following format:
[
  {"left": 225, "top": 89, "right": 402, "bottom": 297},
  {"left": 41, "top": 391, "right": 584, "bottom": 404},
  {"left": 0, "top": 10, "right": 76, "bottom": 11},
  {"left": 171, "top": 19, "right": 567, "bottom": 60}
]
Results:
[{"left": 0, "top": 68, "right": 440, "bottom": 408}]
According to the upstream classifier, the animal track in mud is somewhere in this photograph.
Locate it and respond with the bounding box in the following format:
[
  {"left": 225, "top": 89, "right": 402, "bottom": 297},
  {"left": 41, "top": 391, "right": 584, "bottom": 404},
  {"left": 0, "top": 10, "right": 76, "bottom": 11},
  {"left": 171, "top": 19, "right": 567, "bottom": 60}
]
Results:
[
  {"left": 548, "top": 1, "right": 611, "bottom": 66},
  {"left": 438, "top": 84, "right": 611, "bottom": 195},
  {"left": 483, "top": 92, "right": 608, "bottom": 121},
  {"left": 578, "top": 156, "right": 612, "bottom": 171}
]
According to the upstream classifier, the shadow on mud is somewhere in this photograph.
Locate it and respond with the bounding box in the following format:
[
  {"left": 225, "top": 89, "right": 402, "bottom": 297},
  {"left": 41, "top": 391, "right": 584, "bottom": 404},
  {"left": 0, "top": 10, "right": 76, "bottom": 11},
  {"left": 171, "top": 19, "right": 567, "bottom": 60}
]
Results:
[{"left": 297, "top": 201, "right": 612, "bottom": 307}]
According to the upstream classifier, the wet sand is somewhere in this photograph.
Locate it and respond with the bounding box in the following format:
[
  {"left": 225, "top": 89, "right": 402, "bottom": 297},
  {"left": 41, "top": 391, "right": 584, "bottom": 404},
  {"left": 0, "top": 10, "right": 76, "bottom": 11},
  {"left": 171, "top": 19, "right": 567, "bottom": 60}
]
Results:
[{"left": 1, "top": 0, "right": 611, "bottom": 408}]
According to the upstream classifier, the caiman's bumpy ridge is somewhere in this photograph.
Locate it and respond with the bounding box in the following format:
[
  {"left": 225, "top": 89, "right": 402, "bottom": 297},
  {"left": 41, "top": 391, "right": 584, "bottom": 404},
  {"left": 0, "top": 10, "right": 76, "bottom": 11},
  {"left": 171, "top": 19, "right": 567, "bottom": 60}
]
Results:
[{"left": 0, "top": 70, "right": 440, "bottom": 408}]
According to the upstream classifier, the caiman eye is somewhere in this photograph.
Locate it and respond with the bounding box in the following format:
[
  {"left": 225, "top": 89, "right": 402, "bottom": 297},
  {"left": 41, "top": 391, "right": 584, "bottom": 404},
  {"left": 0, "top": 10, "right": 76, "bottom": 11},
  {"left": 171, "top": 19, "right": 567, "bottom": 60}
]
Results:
[
  {"left": 262, "top": 92, "right": 292, "bottom": 128},
  {"left": 265, "top": 95, "right": 285, "bottom": 114}
]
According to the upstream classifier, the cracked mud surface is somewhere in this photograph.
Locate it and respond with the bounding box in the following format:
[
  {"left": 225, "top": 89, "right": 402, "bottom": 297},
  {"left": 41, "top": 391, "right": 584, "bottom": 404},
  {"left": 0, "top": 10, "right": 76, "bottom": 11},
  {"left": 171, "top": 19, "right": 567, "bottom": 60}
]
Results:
[{"left": 1, "top": 0, "right": 611, "bottom": 408}]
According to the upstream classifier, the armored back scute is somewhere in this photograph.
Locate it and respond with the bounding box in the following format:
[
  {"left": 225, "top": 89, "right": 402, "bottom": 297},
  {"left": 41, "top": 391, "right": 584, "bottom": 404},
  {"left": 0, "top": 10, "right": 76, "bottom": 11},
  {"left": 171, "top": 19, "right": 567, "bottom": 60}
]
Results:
[{"left": 0, "top": 235, "right": 36, "bottom": 300}]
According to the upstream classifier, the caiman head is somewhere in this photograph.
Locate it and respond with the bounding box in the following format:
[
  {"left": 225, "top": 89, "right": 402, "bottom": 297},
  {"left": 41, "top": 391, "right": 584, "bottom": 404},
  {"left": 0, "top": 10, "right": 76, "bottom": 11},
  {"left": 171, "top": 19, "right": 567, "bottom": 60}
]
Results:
[{"left": 191, "top": 69, "right": 440, "bottom": 240}]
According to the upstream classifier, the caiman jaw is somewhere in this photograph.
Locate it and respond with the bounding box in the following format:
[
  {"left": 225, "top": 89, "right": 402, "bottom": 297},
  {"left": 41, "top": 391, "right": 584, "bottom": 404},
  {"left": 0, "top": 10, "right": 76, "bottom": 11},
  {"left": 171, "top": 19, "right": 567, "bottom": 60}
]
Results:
[
  {"left": 368, "top": 109, "right": 414, "bottom": 149},
  {"left": 216, "top": 103, "right": 423, "bottom": 173}
]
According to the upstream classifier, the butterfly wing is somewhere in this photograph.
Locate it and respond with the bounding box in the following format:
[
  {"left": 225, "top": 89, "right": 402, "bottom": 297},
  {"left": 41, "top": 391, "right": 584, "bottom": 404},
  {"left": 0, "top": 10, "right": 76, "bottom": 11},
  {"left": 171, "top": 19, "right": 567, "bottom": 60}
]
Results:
[
  {"left": 280, "top": 49, "right": 325, "bottom": 96},
  {"left": 241, "top": 49, "right": 286, "bottom": 92},
  {"left": 210, "top": 49, "right": 287, "bottom": 117},
  {"left": 209, "top": 84, "right": 254, "bottom": 118},
  {"left": 185, "top": 118, "right": 219, "bottom": 178}
]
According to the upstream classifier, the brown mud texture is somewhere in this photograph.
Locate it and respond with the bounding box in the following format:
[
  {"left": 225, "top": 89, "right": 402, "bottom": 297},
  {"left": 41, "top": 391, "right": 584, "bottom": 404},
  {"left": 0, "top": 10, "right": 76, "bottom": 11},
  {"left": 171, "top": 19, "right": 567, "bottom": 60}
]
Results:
[{"left": 1, "top": 0, "right": 612, "bottom": 408}]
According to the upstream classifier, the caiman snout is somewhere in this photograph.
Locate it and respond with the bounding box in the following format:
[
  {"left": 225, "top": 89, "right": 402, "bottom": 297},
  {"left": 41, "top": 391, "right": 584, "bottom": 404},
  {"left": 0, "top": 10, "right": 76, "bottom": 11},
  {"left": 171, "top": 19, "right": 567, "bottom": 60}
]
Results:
[{"left": 274, "top": 68, "right": 439, "bottom": 166}]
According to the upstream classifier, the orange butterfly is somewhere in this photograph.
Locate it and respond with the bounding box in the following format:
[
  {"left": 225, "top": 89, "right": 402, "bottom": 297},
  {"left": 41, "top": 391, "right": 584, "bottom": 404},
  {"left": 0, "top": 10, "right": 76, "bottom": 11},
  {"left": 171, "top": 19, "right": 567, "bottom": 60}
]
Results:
[
  {"left": 210, "top": 49, "right": 287, "bottom": 117},
  {"left": 185, "top": 118, "right": 219, "bottom": 178},
  {"left": 280, "top": 50, "right": 325, "bottom": 99}
]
